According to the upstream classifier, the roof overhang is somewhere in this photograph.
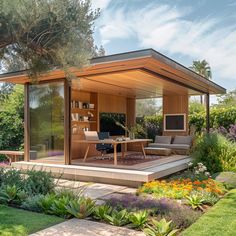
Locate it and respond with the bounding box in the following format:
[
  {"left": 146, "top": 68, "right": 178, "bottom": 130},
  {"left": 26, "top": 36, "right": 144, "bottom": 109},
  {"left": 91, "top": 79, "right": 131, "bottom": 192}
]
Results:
[{"left": 0, "top": 49, "right": 226, "bottom": 98}]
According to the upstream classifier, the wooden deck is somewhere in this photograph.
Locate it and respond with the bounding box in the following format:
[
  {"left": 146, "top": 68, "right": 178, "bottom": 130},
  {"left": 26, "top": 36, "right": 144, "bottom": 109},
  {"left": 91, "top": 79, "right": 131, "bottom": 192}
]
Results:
[{"left": 12, "top": 155, "right": 191, "bottom": 187}]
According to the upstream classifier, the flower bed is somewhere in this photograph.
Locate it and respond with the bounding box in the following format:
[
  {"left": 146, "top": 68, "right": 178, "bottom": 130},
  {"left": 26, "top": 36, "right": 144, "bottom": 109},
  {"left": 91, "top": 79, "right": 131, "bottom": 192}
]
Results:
[
  {"left": 138, "top": 178, "right": 224, "bottom": 199},
  {"left": 0, "top": 165, "right": 230, "bottom": 236}
]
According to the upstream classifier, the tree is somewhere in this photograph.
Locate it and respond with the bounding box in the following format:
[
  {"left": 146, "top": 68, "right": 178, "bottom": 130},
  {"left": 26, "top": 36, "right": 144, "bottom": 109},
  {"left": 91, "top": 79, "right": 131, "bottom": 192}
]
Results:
[
  {"left": 136, "top": 99, "right": 161, "bottom": 117},
  {"left": 189, "top": 100, "right": 205, "bottom": 115},
  {"left": 0, "top": 0, "right": 99, "bottom": 78},
  {"left": 0, "top": 85, "right": 24, "bottom": 150},
  {"left": 216, "top": 89, "right": 236, "bottom": 107},
  {"left": 189, "top": 60, "right": 212, "bottom": 104}
]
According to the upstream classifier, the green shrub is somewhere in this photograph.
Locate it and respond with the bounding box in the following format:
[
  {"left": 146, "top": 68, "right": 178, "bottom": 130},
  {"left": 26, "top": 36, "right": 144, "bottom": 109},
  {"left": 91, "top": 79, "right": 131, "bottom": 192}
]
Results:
[
  {"left": 93, "top": 205, "right": 113, "bottom": 221},
  {"left": 66, "top": 197, "right": 95, "bottom": 219},
  {"left": 0, "top": 168, "right": 23, "bottom": 188},
  {"left": 143, "top": 218, "right": 179, "bottom": 236},
  {"left": 128, "top": 210, "right": 149, "bottom": 229},
  {"left": 144, "top": 115, "right": 163, "bottom": 140},
  {"left": 191, "top": 133, "right": 236, "bottom": 173},
  {"left": 0, "top": 185, "right": 27, "bottom": 205},
  {"left": 104, "top": 209, "right": 129, "bottom": 226},
  {"left": 23, "top": 169, "right": 55, "bottom": 195},
  {"left": 21, "top": 194, "right": 44, "bottom": 212},
  {"left": 211, "top": 107, "right": 236, "bottom": 129},
  {"left": 189, "top": 106, "right": 236, "bottom": 132},
  {"left": 38, "top": 193, "right": 57, "bottom": 214},
  {"left": 185, "top": 194, "right": 205, "bottom": 211},
  {"left": 50, "top": 196, "right": 72, "bottom": 218}
]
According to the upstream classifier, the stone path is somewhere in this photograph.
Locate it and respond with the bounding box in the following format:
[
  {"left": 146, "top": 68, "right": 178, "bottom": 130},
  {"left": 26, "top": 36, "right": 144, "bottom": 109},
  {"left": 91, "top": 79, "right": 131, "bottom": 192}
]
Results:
[
  {"left": 56, "top": 179, "right": 137, "bottom": 201},
  {"left": 31, "top": 219, "right": 145, "bottom": 236}
]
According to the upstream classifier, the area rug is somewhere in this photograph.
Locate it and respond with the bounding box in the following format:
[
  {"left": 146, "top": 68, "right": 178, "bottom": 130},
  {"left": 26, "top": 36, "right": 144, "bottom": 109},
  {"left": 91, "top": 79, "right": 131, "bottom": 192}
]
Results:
[{"left": 85, "top": 153, "right": 166, "bottom": 166}]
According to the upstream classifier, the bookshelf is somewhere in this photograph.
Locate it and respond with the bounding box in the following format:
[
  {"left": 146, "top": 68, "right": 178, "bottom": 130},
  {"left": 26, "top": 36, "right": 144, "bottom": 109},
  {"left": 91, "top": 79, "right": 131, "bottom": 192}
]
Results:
[{"left": 71, "top": 91, "right": 98, "bottom": 135}]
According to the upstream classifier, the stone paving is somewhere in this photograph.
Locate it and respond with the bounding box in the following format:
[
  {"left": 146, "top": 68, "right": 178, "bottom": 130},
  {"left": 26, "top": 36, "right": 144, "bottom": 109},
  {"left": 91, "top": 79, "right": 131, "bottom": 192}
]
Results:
[
  {"left": 56, "top": 179, "right": 137, "bottom": 200},
  {"left": 31, "top": 219, "right": 145, "bottom": 236},
  {"left": 30, "top": 180, "right": 141, "bottom": 236}
]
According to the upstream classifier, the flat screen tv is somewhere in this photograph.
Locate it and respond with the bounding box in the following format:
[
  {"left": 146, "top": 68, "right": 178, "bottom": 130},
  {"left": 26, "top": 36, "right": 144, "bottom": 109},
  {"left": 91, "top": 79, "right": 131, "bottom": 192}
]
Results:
[
  {"left": 100, "top": 113, "right": 126, "bottom": 136},
  {"left": 164, "top": 114, "right": 186, "bottom": 131}
]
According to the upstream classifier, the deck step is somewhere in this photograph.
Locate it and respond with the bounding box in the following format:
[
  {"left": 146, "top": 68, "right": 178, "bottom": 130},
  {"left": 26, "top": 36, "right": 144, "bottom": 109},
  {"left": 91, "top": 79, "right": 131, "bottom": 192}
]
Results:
[{"left": 12, "top": 158, "right": 190, "bottom": 187}]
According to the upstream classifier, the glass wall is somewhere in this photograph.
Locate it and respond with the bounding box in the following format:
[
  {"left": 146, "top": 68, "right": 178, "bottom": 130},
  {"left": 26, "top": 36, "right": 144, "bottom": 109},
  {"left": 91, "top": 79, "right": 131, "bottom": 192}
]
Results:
[{"left": 29, "top": 81, "right": 65, "bottom": 163}]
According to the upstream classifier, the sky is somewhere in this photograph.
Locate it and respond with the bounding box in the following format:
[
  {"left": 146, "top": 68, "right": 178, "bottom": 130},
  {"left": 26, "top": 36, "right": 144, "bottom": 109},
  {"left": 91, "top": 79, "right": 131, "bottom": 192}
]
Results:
[{"left": 91, "top": 0, "right": 236, "bottom": 93}]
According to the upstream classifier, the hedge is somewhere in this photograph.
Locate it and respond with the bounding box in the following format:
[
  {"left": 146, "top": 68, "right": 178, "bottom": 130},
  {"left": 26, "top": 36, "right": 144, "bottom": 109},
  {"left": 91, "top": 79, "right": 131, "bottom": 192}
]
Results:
[{"left": 141, "top": 106, "right": 236, "bottom": 134}]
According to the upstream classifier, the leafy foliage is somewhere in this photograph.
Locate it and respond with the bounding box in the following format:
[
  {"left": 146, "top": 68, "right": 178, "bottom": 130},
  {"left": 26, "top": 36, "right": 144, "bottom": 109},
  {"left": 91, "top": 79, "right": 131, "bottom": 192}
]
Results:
[
  {"left": 128, "top": 210, "right": 149, "bottom": 229},
  {"left": 143, "top": 218, "right": 178, "bottom": 236},
  {"left": 0, "top": 168, "right": 23, "bottom": 187},
  {"left": 185, "top": 194, "right": 205, "bottom": 210},
  {"left": 191, "top": 133, "right": 236, "bottom": 173},
  {"left": 143, "top": 115, "right": 163, "bottom": 141},
  {"left": 21, "top": 194, "right": 44, "bottom": 212},
  {"left": 23, "top": 169, "right": 55, "bottom": 195},
  {"left": 104, "top": 209, "right": 129, "bottom": 226},
  {"left": 0, "top": 85, "right": 24, "bottom": 150},
  {"left": 38, "top": 193, "right": 57, "bottom": 214},
  {"left": 0, "top": 185, "right": 27, "bottom": 205},
  {"left": 0, "top": 0, "right": 100, "bottom": 77},
  {"left": 66, "top": 197, "right": 95, "bottom": 219},
  {"left": 93, "top": 205, "right": 112, "bottom": 221},
  {"left": 50, "top": 196, "right": 72, "bottom": 218}
]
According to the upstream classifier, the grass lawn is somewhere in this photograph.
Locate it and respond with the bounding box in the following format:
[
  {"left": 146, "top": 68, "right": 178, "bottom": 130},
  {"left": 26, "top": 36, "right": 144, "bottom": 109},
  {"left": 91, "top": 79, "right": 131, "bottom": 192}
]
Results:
[
  {"left": 182, "top": 189, "right": 236, "bottom": 236},
  {"left": 0, "top": 205, "right": 64, "bottom": 236}
]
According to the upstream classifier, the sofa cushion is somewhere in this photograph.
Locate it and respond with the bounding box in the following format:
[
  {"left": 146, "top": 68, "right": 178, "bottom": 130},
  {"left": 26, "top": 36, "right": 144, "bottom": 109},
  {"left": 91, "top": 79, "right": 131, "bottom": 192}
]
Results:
[
  {"left": 154, "top": 135, "right": 172, "bottom": 144},
  {"left": 172, "top": 136, "right": 192, "bottom": 145},
  {"left": 148, "top": 143, "right": 190, "bottom": 150}
]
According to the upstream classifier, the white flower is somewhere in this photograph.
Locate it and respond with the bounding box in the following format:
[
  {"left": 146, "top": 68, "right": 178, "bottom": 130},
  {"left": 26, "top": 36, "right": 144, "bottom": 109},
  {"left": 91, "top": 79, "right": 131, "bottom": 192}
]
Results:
[
  {"left": 205, "top": 172, "right": 210, "bottom": 176},
  {"left": 195, "top": 170, "right": 199, "bottom": 175},
  {"left": 188, "top": 162, "right": 193, "bottom": 167}
]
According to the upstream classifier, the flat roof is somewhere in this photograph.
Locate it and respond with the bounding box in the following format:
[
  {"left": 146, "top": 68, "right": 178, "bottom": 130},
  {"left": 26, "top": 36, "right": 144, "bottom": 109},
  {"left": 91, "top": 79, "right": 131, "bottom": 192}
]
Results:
[{"left": 0, "top": 48, "right": 226, "bottom": 96}]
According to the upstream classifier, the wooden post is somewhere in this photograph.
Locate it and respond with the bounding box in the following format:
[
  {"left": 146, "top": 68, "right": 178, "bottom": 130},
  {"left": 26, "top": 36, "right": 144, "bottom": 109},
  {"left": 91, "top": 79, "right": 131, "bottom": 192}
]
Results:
[
  {"left": 24, "top": 83, "right": 30, "bottom": 162},
  {"left": 64, "top": 79, "right": 71, "bottom": 165},
  {"left": 206, "top": 93, "right": 210, "bottom": 133}
]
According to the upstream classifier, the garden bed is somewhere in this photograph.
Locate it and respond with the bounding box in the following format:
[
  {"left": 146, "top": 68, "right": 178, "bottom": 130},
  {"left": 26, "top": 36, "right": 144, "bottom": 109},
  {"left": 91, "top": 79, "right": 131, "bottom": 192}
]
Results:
[{"left": 0, "top": 166, "right": 232, "bottom": 236}]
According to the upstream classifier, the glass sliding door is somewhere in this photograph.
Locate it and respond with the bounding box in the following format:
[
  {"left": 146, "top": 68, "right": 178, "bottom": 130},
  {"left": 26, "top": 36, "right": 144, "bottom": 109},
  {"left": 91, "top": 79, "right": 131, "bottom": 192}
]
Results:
[{"left": 29, "top": 81, "right": 65, "bottom": 163}]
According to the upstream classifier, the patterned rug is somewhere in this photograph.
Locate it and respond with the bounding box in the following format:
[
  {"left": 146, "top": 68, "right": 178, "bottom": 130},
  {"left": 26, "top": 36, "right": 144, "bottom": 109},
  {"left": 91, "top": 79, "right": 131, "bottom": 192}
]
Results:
[{"left": 85, "top": 153, "right": 166, "bottom": 166}]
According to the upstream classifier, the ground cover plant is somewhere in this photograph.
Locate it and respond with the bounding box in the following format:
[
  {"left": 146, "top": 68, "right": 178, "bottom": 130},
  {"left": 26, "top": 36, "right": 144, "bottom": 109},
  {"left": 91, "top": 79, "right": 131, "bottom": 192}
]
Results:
[{"left": 0, "top": 204, "right": 64, "bottom": 235}]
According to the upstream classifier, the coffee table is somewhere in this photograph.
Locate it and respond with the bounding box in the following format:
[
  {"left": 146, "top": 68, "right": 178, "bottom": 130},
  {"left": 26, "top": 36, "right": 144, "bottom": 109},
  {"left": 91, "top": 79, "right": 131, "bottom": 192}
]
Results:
[{"left": 144, "top": 147, "right": 172, "bottom": 156}]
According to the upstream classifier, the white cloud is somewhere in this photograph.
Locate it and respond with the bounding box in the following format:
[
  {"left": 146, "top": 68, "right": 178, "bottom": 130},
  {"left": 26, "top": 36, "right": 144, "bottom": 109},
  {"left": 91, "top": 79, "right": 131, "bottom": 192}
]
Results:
[
  {"left": 96, "top": 3, "right": 236, "bottom": 88},
  {"left": 91, "top": 0, "right": 111, "bottom": 10}
]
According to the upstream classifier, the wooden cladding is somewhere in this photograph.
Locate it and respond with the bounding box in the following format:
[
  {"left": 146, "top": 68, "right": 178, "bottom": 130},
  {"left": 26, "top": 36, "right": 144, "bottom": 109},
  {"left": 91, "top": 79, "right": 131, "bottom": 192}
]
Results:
[{"left": 162, "top": 95, "right": 189, "bottom": 136}]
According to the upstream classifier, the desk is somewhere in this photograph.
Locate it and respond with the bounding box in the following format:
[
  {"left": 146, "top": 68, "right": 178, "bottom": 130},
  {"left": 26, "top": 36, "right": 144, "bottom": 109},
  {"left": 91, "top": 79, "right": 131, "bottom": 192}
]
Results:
[
  {"left": 0, "top": 151, "right": 24, "bottom": 164},
  {"left": 74, "top": 139, "right": 152, "bottom": 165}
]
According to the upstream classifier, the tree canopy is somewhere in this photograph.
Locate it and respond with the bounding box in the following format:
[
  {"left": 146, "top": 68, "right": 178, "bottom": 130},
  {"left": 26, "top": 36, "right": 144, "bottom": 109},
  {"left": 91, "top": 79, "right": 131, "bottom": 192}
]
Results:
[
  {"left": 189, "top": 59, "right": 212, "bottom": 79},
  {"left": 0, "top": 0, "right": 100, "bottom": 77}
]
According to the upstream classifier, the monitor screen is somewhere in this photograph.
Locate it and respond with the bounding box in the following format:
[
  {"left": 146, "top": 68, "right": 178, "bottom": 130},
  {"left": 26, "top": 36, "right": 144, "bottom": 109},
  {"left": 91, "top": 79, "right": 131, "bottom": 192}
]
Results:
[
  {"left": 100, "top": 113, "right": 126, "bottom": 136},
  {"left": 164, "top": 114, "right": 186, "bottom": 131}
]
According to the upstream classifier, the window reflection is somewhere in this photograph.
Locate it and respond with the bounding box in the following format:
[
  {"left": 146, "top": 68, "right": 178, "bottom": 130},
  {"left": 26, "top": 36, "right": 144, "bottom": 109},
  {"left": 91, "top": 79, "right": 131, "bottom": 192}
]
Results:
[{"left": 29, "top": 82, "right": 65, "bottom": 163}]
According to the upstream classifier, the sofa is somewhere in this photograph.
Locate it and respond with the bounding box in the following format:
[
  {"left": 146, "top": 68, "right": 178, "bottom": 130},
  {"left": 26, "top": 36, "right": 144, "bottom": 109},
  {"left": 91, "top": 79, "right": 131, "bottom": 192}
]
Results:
[{"left": 148, "top": 135, "right": 193, "bottom": 155}]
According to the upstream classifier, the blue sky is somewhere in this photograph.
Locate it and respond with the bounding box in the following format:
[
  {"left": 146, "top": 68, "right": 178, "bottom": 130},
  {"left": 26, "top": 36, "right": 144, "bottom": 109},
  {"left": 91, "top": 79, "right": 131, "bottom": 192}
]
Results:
[{"left": 91, "top": 0, "right": 236, "bottom": 92}]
